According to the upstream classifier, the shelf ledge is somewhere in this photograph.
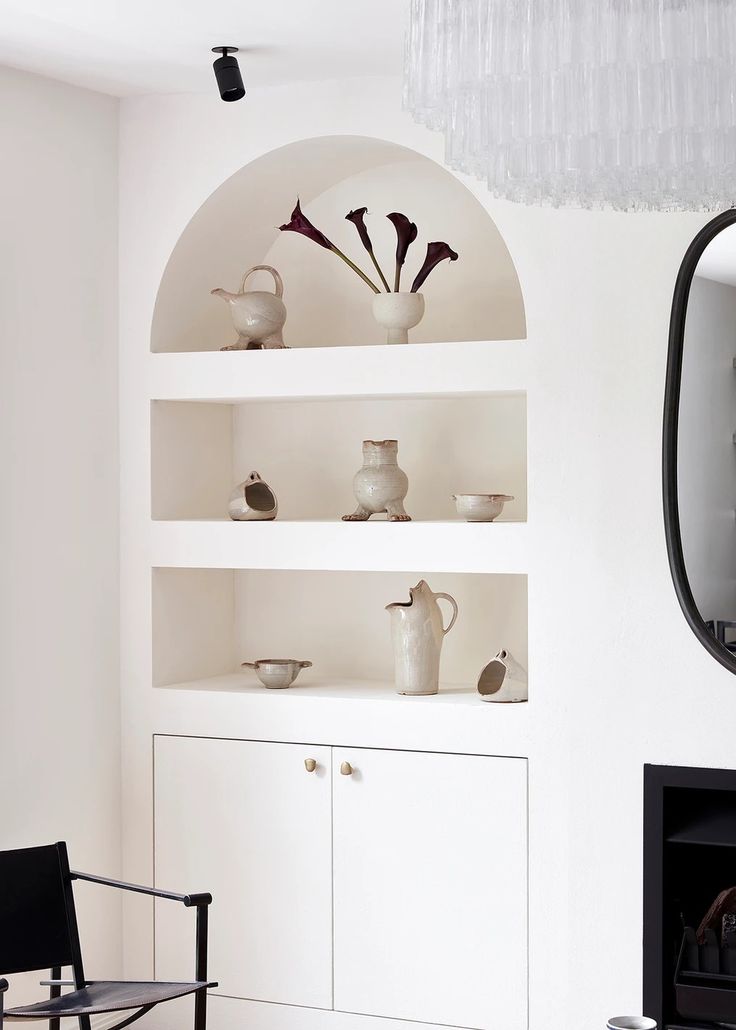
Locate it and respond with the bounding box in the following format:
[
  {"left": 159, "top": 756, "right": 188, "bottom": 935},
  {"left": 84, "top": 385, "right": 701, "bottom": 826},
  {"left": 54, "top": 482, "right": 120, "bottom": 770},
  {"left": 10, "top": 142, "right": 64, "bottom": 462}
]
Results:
[
  {"left": 150, "top": 519, "right": 529, "bottom": 574},
  {"left": 149, "top": 339, "right": 527, "bottom": 403}
]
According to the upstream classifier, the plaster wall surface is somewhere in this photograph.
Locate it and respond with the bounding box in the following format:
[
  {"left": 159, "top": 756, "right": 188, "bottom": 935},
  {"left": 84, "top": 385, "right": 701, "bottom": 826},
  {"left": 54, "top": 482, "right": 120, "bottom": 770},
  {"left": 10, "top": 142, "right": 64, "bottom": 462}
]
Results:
[
  {"left": 119, "top": 75, "right": 718, "bottom": 1029},
  {"left": 0, "top": 63, "right": 122, "bottom": 993}
]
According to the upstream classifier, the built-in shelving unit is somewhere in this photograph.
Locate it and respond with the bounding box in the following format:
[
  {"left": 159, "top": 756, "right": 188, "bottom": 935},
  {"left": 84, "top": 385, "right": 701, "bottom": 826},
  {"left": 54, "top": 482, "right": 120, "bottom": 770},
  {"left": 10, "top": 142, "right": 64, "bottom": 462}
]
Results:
[
  {"left": 124, "top": 132, "right": 535, "bottom": 1030},
  {"left": 146, "top": 134, "right": 531, "bottom": 719}
]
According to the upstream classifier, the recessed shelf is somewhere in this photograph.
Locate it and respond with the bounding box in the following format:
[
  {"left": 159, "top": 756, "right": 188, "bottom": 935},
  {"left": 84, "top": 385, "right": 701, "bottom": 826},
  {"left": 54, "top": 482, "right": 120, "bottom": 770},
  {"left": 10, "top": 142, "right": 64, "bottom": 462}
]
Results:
[
  {"left": 149, "top": 340, "right": 527, "bottom": 403},
  {"left": 158, "top": 672, "right": 507, "bottom": 705},
  {"left": 150, "top": 519, "right": 529, "bottom": 574},
  {"left": 666, "top": 813, "right": 736, "bottom": 847},
  {"left": 150, "top": 672, "right": 532, "bottom": 757},
  {"left": 152, "top": 567, "right": 528, "bottom": 695}
]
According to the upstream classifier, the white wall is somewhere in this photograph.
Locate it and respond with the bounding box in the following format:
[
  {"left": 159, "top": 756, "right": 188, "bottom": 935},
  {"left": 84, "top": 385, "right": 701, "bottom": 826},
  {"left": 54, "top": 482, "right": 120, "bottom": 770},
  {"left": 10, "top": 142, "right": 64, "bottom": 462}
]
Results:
[
  {"left": 0, "top": 64, "right": 121, "bottom": 988},
  {"left": 678, "top": 273, "right": 736, "bottom": 622},
  {"left": 118, "top": 75, "right": 727, "bottom": 1030}
]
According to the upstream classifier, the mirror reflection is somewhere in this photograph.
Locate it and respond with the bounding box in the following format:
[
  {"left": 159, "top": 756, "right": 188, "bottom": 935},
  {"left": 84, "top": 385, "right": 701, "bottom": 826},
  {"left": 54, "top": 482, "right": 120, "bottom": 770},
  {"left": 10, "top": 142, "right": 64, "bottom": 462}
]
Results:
[{"left": 679, "top": 223, "right": 736, "bottom": 654}]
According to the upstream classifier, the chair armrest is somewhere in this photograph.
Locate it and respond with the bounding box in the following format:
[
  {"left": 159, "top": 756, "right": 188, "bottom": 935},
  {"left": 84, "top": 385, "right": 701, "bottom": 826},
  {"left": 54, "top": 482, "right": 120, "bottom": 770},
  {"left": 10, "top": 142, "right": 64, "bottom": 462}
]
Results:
[{"left": 71, "top": 870, "right": 212, "bottom": 908}]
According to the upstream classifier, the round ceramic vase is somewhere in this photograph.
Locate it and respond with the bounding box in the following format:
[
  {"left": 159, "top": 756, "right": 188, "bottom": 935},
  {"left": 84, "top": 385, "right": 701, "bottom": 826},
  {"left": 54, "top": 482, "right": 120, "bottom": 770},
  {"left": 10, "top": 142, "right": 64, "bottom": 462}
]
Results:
[
  {"left": 372, "top": 292, "right": 425, "bottom": 345},
  {"left": 342, "top": 440, "right": 411, "bottom": 522}
]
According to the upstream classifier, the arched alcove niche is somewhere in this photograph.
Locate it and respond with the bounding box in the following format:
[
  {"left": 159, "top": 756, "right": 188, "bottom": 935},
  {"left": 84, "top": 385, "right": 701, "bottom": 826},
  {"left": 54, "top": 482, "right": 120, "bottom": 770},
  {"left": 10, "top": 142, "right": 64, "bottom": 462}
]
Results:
[{"left": 151, "top": 135, "right": 527, "bottom": 352}]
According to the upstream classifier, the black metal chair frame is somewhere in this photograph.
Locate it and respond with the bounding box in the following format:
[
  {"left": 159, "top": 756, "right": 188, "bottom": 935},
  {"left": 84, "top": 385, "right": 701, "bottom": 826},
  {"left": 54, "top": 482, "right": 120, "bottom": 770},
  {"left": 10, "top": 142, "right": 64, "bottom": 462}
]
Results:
[{"left": 0, "top": 842, "right": 215, "bottom": 1030}]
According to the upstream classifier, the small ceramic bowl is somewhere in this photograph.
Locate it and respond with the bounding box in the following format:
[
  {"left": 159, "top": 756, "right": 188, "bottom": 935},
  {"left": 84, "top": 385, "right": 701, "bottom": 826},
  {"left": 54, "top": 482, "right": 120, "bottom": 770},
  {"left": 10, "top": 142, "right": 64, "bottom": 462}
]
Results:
[
  {"left": 241, "top": 659, "right": 312, "bottom": 689},
  {"left": 452, "top": 494, "right": 514, "bottom": 522}
]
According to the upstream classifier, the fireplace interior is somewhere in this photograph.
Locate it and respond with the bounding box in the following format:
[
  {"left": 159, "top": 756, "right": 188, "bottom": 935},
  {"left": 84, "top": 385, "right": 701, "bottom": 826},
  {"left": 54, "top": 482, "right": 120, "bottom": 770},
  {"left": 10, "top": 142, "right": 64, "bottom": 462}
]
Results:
[{"left": 645, "top": 765, "right": 736, "bottom": 1029}]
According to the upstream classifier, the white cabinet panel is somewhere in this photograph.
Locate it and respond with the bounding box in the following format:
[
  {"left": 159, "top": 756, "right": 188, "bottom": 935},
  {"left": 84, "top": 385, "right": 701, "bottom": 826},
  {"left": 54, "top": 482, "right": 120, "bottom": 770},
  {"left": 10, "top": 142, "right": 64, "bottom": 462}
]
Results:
[
  {"left": 333, "top": 748, "right": 527, "bottom": 1030},
  {"left": 154, "top": 735, "right": 333, "bottom": 1009}
]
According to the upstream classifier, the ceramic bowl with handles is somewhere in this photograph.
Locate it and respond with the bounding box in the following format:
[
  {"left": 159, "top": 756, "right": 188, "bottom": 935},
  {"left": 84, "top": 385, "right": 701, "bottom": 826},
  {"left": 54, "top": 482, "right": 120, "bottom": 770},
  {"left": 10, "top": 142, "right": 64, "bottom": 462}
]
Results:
[
  {"left": 452, "top": 493, "right": 514, "bottom": 522},
  {"left": 241, "top": 659, "right": 312, "bottom": 689}
]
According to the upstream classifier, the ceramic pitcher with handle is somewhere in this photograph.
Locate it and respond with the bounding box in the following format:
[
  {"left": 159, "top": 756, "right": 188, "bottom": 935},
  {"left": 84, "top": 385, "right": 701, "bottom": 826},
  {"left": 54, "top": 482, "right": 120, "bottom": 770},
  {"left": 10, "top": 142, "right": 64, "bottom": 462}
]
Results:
[
  {"left": 211, "top": 265, "right": 287, "bottom": 349},
  {"left": 386, "top": 579, "right": 459, "bottom": 695}
]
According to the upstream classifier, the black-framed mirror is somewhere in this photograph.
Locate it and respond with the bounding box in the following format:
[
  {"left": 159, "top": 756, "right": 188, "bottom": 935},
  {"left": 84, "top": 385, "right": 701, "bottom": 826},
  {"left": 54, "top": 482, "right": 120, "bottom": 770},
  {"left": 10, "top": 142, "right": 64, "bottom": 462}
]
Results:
[{"left": 664, "top": 209, "right": 736, "bottom": 673}]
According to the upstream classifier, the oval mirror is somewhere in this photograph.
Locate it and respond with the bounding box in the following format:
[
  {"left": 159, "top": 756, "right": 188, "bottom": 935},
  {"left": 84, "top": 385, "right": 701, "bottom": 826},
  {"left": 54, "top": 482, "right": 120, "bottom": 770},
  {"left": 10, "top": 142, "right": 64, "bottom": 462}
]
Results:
[{"left": 664, "top": 209, "right": 736, "bottom": 672}]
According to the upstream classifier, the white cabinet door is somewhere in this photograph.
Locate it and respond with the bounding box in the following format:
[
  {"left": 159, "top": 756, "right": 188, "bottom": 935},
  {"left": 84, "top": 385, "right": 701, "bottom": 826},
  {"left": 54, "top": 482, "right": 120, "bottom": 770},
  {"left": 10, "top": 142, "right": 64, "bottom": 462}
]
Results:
[
  {"left": 333, "top": 748, "right": 528, "bottom": 1030},
  {"left": 154, "top": 735, "right": 333, "bottom": 1009}
]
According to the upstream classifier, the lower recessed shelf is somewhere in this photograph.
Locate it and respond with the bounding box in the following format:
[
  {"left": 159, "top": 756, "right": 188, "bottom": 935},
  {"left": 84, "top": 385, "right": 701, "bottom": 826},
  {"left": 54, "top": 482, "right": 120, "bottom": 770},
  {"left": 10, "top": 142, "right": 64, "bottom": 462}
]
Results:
[{"left": 157, "top": 671, "right": 517, "bottom": 706}]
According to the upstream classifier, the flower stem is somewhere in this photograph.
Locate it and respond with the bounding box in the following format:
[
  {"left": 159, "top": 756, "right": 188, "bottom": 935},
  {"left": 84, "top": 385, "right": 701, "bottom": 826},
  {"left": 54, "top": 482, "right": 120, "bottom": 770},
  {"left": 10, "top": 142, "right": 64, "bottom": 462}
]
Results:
[
  {"left": 394, "top": 262, "right": 402, "bottom": 293},
  {"left": 368, "top": 249, "right": 391, "bottom": 292},
  {"left": 331, "top": 246, "right": 380, "bottom": 293}
]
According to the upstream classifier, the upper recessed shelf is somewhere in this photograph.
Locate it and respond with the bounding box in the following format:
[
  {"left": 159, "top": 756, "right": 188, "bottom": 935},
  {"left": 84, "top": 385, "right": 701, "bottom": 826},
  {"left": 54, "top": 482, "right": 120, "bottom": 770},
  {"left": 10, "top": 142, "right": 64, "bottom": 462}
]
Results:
[
  {"left": 151, "top": 136, "right": 526, "bottom": 354},
  {"left": 149, "top": 339, "right": 527, "bottom": 403}
]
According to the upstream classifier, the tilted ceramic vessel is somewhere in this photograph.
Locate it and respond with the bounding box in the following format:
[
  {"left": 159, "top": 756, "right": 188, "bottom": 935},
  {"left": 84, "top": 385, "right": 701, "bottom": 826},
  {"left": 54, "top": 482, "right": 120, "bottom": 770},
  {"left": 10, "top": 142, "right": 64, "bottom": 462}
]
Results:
[
  {"left": 477, "top": 649, "right": 528, "bottom": 703},
  {"left": 386, "top": 580, "right": 458, "bottom": 695},
  {"left": 342, "top": 439, "right": 411, "bottom": 522},
  {"left": 212, "top": 265, "right": 287, "bottom": 350},
  {"left": 453, "top": 493, "right": 514, "bottom": 522},
  {"left": 228, "top": 471, "right": 278, "bottom": 521},
  {"left": 242, "top": 659, "right": 312, "bottom": 689},
  {"left": 372, "top": 291, "right": 425, "bottom": 345}
]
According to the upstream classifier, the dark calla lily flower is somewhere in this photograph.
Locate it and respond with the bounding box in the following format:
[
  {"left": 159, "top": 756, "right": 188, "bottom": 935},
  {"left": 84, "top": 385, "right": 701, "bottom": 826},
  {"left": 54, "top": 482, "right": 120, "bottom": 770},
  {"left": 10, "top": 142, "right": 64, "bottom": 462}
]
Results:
[
  {"left": 346, "top": 207, "right": 372, "bottom": 251},
  {"left": 410, "top": 242, "right": 459, "bottom": 293},
  {"left": 279, "top": 199, "right": 380, "bottom": 293},
  {"left": 279, "top": 199, "right": 333, "bottom": 249},
  {"left": 387, "top": 212, "right": 418, "bottom": 291},
  {"left": 346, "top": 207, "right": 390, "bottom": 292}
]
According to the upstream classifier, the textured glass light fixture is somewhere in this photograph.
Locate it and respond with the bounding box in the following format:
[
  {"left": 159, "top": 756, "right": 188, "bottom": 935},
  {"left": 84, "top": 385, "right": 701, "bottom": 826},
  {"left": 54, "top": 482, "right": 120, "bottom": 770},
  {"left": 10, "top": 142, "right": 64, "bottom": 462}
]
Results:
[{"left": 404, "top": 0, "right": 736, "bottom": 210}]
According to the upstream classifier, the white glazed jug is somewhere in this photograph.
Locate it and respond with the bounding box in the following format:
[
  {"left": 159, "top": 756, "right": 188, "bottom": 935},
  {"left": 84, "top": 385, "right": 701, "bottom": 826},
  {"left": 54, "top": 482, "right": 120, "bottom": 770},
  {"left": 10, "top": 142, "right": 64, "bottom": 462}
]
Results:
[
  {"left": 211, "top": 265, "right": 287, "bottom": 349},
  {"left": 386, "top": 580, "right": 458, "bottom": 695}
]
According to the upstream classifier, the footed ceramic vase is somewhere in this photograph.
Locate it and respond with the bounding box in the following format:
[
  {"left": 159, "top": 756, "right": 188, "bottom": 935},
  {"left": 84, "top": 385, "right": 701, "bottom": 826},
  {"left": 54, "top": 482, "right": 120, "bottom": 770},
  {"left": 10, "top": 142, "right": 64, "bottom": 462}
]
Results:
[
  {"left": 386, "top": 580, "right": 458, "bottom": 695},
  {"left": 228, "top": 471, "right": 278, "bottom": 521},
  {"left": 342, "top": 439, "right": 411, "bottom": 522},
  {"left": 372, "top": 291, "right": 425, "bottom": 345},
  {"left": 477, "top": 649, "right": 528, "bottom": 703},
  {"left": 212, "top": 265, "right": 287, "bottom": 350}
]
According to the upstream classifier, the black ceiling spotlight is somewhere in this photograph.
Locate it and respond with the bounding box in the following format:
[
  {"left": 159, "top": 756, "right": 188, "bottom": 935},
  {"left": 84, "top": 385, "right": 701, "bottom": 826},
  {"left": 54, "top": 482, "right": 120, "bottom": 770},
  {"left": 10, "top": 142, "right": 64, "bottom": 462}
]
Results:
[{"left": 212, "top": 46, "right": 245, "bottom": 102}]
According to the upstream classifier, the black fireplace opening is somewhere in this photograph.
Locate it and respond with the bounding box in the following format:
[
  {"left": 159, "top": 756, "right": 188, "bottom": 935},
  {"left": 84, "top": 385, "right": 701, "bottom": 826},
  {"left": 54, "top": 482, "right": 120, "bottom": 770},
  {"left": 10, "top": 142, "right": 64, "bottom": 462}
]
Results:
[{"left": 644, "top": 765, "right": 736, "bottom": 1030}]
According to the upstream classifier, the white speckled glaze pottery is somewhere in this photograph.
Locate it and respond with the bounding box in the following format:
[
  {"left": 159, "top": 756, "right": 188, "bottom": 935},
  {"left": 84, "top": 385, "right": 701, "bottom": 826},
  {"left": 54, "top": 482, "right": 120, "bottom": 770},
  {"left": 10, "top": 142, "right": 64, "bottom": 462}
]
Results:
[
  {"left": 386, "top": 580, "right": 458, "bottom": 695},
  {"left": 241, "top": 659, "right": 312, "bottom": 689},
  {"left": 343, "top": 440, "right": 411, "bottom": 522},
  {"left": 228, "top": 471, "right": 278, "bottom": 521},
  {"left": 452, "top": 493, "right": 514, "bottom": 522},
  {"left": 372, "top": 291, "right": 425, "bottom": 345},
  {"left": 212, "top": 265, "right": 287, "bottom": 350},
  {"left": 477, "top": 649, "right": 528, "bottom": 703}
]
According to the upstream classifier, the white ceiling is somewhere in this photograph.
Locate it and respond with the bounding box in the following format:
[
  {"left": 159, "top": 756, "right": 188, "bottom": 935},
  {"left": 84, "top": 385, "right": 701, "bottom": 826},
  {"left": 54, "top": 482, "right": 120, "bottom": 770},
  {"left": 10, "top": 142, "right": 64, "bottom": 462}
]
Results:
[
  {"left": 695, "top": 222, "right": 736, "bottom": 288},
  {"left": 0, "top": 0, "right": 407, "bottom": 96}
]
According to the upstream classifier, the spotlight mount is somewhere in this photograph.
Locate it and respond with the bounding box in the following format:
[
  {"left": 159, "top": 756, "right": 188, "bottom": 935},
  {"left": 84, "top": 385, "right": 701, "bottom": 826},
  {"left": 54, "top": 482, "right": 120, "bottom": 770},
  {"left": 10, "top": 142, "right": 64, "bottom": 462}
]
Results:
[{"left": 212, "top": 46, "right": 245, "bottom": 102}]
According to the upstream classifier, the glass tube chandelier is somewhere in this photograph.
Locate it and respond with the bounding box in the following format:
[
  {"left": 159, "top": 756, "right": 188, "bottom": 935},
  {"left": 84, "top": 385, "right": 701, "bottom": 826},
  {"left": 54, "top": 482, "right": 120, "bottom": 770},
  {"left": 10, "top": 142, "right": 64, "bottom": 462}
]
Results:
[{"left": 404, "top": 0, "right": 736, "bottom": 211}]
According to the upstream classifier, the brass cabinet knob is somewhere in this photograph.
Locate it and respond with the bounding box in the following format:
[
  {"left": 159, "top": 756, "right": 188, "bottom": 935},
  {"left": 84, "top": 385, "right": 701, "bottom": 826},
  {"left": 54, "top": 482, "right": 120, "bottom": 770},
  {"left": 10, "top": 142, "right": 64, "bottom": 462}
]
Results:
[
  {"left": 304, "top": 758, "right": 317, "bottom": 772},
  {"left": 340, "top": 761, "right": 354, "bottom": 776}
]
